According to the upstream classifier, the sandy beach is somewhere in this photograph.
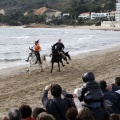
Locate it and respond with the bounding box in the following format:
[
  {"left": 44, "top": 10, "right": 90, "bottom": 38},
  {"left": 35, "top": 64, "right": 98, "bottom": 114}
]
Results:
[{"left": 0, "top": 45, "right": 120, "bottom": 119}]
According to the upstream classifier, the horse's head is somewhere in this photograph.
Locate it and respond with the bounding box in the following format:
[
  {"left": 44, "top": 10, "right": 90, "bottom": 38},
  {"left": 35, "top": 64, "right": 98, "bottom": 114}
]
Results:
[
  {"left": 29, "top": 47, "right": 34, "bottom": 56},
  {"left": 51, "top": 45, "right": 58, "bottom": 54},
  {"left": 65, "top": 51, "right": 71, "bottom": 60}
]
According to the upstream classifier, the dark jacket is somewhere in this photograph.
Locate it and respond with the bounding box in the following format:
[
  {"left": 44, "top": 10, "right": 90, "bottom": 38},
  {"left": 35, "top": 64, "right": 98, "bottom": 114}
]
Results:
[
  {"left": 88, "top": 105, "right": 109, "bottom": 120},
  {"left": 41, "top": 90, "right": 74, "bottom": 120},
  {"left": 102, "top": 89, "right": 119, "bottom": 114},
  {"left": 54, "top": 42, "right": 65, "bottom": 51},
  {"left": 79, "top": 81, "right": 103, "bottom": 104},
  {"left": 112, "top": 84, "right": 120, "bottom": 91}
]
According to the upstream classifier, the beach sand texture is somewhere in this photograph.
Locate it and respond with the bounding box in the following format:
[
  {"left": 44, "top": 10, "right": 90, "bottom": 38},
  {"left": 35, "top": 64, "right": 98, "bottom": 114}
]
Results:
[{"left": 0, "top": 46, "right": 120, "bottom": 119}]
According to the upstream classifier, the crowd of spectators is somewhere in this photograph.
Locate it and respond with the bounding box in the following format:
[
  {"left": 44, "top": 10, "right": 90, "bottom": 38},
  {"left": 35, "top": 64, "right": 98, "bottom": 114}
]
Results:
[{"left": 3, "top": 72, "right": 120, "bottom": 120}]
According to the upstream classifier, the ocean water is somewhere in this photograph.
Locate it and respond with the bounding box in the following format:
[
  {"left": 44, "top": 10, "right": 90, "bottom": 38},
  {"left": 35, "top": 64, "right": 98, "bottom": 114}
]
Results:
[{"left": 0, "top": 26, "right": 120, "bottom": 69}]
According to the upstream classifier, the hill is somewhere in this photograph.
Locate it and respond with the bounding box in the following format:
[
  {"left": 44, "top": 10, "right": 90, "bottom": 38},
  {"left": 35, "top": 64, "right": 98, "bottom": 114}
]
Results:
[{"left": 0, "top": 0, "right": 116, "bottom": 15}]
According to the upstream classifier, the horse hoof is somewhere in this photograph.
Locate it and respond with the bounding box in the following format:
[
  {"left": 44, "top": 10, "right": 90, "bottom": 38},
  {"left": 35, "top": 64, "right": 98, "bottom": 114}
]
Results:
[
  {"left": 67, "top": 62, "right": 69, "bottom": 64},
  {"left": 27, "top": 69, "right": 29, "bottom": 72},
  {"left": 63, "top": 65, "right": 65, "bottom": 67}
]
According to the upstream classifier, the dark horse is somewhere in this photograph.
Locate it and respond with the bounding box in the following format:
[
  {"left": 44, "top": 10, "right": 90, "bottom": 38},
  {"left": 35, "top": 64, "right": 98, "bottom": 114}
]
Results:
[{"left": 51, "top": 46, "right": 71, "bottom": 73}]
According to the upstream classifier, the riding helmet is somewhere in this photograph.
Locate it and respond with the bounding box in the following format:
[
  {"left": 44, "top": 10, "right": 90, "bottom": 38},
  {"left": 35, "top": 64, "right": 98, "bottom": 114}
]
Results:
[{"left": 82, "top": 72, "right": 95, "bottom": 82}]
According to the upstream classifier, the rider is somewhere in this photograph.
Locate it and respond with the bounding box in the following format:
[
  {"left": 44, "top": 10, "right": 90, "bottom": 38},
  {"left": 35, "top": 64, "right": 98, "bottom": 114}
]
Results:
[
  {"left": 26, "top": 40, "right": 42, "bottom": 64},
  {"left": 54, "top": 39, "right": 65, "bottom": 52},
  {"left": 53, "top": 39, "right": 66, "bottom": 58}
]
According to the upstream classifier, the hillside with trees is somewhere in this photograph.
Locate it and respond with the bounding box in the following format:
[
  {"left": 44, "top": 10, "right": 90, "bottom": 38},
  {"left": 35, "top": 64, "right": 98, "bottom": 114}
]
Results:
[
  {"left": 0, "top": 0, "right": 116, "bottom": 26},
  {"left": 0, "top": 0, "right": 116, "bottom": 15}
]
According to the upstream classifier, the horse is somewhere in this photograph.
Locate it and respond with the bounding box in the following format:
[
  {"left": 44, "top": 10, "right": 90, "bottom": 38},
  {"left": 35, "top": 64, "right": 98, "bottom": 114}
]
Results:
[
  {"left": 62, "top": 51, "right": 71, "bottom": 64},
  {"left": 50, "top": 46, "right": 71, "bottom": 73},
  {"left": 27, "top": 47, "right": 46, "bottom": 74}
]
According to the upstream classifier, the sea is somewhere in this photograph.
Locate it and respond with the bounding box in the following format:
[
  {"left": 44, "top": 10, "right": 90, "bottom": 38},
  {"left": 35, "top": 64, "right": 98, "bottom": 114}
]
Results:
[{"left": 0, "top": 26, "right": 120, "bottom": 69}]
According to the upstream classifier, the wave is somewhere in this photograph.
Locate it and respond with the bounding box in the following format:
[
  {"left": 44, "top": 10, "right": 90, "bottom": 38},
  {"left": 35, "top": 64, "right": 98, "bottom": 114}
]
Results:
[
  {"left": 0, "top": 58, "right": 22, "bottom": 62},
  {"left": 2, "top": 36, "right": 30, "bottom": 40},
  {"left": 2, "top": 52, "right": 20, "bottom": 55}
]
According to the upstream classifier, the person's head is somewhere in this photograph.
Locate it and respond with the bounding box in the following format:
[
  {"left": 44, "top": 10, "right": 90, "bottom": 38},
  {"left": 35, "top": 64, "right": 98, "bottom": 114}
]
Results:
[
  {"left": 35, "top": 40, "right": 39, "bottom": 45},
  {"left": 58, "top": 39, "right": 61, "bottom": 43},
  {"left": 77, "top": 107, "right": 94, "bottom": 120},
  {"left": 32, "top": 107, "right": 46, "bottom": 120},
  {"left": 36, "top": 112, "right": 55, "bottom": 120},
  {"left": 51, "top": 84, "right": 62, "bottom": 98},
  {"left": 66, "top": 107, "right": 78, "bottom": 120},
  {"left": 19, "top": 104, "right": 32, "bottom": 119},
  {"left": 99, "top": 80, "right": 107, "bottom": 90},
  {"left": 109, "top": 114, "right": 120, "bottom": 120},
  {"left": 82, "top": 72, "right": 95, "bottom": 82},
  {"left": 115, "top": 77, "right": 120, "bottom": 86},
  {"left": 8, "top": 108, "right": 22, "bottom": 120}
]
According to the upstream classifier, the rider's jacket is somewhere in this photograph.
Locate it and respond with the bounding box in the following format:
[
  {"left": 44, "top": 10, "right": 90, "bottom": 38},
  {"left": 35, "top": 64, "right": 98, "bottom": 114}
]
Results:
[
  {"left": 35, "top": 43, "right": 40, "bottom": 52},
  {"left": 54, "top": 42, "right": 65, "bottom": 51}
]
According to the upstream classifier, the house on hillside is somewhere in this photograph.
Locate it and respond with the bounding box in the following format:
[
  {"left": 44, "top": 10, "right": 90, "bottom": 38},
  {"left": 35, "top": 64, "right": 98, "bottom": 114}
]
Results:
[
  {"left": 34, "top": 7, "right": 61, "bottom": 22},
  {"left": 78, "top": 12, "right": 90, "bottom": 19},
  {"left": 91, "top": 12, "right": 109, "bottom": 19},
  {"left": 0, "top": 9, "right": 5, "bottom": 15}
]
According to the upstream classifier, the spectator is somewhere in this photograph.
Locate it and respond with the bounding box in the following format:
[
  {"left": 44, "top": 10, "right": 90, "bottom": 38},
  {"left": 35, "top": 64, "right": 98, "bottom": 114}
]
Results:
[
  {"left": 66, "top": 107, "right": 78, "bottom": 120},
  {"left": 77, "top": 107, "right": 94, "bottom": 120},
  {"left": 109, "top": 114, "right": 120, "bottom": 120},
  {"left": 72, "top": 93, "right": 109, "bottom": 120},
  {"left": 107, "top": 83, "right": 120, "bottom": 113},
  {"left": 19, "top": 104, "right": 34, "bottom": 120},
  {"left": 79, "top": 72, "right": 103, "bottom": 104},
  {"left": 99, "top": 80, "right": 119, "bottom": 114},
  {"left": 8, "top": 108, "right": 22, "bottom": 120},
  {"left": 41, "top": 84, "right": 75, "bottom": 120},
  {"left": 32, "top": 107, "right": 46, "bottom": 120},
  {"left": 36, "top": 112, "right": 55, "bottom": 120},
  {"left": 112, "top": 77, "right": 120, "bottom": 91}
]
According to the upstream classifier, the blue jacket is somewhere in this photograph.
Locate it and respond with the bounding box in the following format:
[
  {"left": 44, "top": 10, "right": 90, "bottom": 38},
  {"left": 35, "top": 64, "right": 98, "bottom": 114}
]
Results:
[
  {"left": 41, "top": 90, "right": 75, "bottom": 120},
  {"left": 102, "top": 89, "right": 119, "bottom": 114}
]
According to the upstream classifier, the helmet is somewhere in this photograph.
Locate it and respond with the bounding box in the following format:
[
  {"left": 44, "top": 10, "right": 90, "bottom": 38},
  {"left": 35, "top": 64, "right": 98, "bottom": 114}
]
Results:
[{"left": 82, "top": 72, "right": 95, "bottom": 82}]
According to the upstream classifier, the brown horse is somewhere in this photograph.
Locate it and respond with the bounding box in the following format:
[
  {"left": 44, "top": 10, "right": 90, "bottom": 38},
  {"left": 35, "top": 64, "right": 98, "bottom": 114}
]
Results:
[{"left": 51, "top": 46, "right": 71, "bottom": 73}]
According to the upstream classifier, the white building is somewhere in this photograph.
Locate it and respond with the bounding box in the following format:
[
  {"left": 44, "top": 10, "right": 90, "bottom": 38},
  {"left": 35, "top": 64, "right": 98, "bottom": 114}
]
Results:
[
  {"left": 91, "top": 12, "right": 109, "bottom": 19},
  {"left": 78, "top": 12, "right": 90, "bottom": 18},
  {"left": 116, "top": 0, "right": 120, "bottom": 22}
]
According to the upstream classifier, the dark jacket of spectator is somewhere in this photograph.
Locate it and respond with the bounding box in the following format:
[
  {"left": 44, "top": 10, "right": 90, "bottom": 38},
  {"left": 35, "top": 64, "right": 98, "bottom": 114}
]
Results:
[
  {"left": 89, "top": 105, "right": 109, "bottom": 120},
  {"left": 112, "top": 84, "right": 120, "bottom": 91},
  {"left": 99, "top": 80, "right": 119, "bottom": 114},
  {"left": 42, "top": 84, "right": 75, "bottom": 120}
]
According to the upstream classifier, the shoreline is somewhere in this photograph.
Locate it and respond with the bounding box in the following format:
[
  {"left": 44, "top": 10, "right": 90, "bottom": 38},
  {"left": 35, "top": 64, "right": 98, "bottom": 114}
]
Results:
[
  {"left": 1, "top": 24, "right": 120, "bottom": 31},
  {"left": 0, "top": 45, "right": 120, "bottom": 78}
]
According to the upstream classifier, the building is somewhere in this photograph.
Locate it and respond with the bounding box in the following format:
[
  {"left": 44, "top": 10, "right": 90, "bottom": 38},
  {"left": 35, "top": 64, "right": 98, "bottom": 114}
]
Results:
[
  {"left": 91, "top": 12, "right": 109, "bottom": 19},
  {"left": 116, "top": 0, "right": 120, "bottom": 22},
  {"left": 33, "top": 7, "right": 61, "bottom": 21},
  {"left": 78, "top": 12, "right": 90, "bottom": 19}
]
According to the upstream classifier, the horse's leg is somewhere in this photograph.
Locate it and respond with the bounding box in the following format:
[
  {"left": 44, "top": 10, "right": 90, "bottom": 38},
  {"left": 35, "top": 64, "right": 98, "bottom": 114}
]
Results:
[
  {"left": 60, "top": 60, "right": 65, "bottom": 66},
  {"left": 58, "top": 62, "right": 60, "bottom": 72},
  {"left": 51, "top": 62, "right": 54, "bottom": 73},
  {"left": 64, "top": 57, "right": 69, "bottom": 64},
  {"left": 29, "top": 62, "right": 31, "bottom": 75}
]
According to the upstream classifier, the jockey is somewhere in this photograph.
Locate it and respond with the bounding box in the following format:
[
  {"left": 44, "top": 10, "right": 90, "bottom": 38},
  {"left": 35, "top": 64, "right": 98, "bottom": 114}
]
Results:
[
  {"left": 34, "top": 40, "right": 42, "bottom": 64},
  {"left": 54, "top": 39, "right": 65, "bottom": 52},
  {"left": 26, "top": 40, "right": 42, "bottom": 64}
]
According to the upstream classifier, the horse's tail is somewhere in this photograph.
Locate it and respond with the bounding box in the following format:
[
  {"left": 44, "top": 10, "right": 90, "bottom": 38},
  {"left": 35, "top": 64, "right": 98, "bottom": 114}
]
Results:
[{"left": 43, "top": 56, "right": 46, "bottom": 62}]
